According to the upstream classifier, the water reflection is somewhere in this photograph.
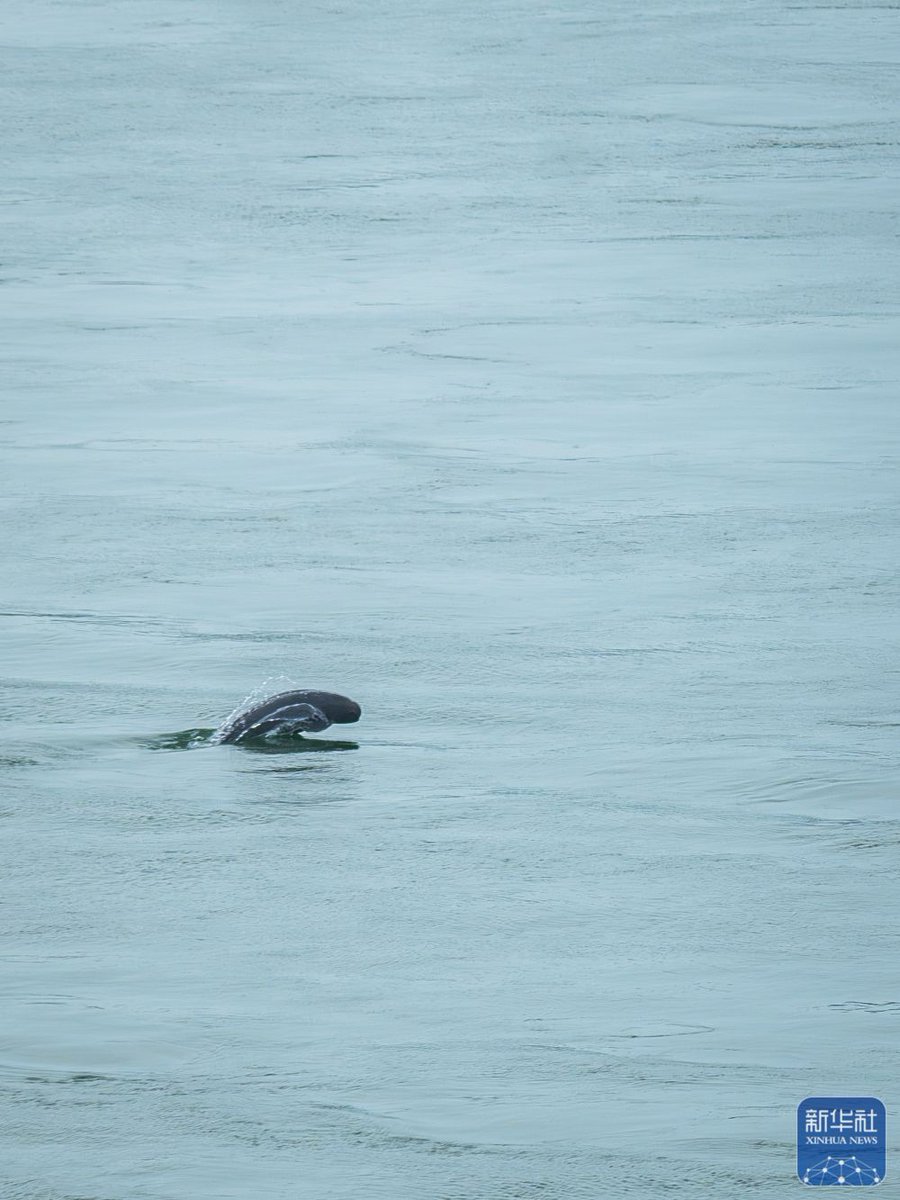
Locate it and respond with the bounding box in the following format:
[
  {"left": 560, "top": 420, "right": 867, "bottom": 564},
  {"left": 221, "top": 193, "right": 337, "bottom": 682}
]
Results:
[
  {"left": 145, "top": 728, "right": 358, "bottom": 754},
  {"left": 238, "top": 737, "right": 359, "bottom": 756}
]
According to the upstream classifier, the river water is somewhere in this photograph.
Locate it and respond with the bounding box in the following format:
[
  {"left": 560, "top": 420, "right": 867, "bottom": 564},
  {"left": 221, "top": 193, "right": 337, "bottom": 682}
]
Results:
[{"left": 2, "top": 1, "right": 899, "bottom": 1196}]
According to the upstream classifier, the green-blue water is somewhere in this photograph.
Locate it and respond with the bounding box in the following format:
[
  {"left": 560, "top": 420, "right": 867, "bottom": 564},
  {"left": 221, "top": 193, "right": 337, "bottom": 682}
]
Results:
[{"left": 3, "top": 1, "right": 899, "bottom": 1196}]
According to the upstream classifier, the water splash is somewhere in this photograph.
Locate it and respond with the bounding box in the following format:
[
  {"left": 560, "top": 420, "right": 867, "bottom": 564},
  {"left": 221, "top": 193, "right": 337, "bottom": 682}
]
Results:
[{"left": 209, "top": 675, "right": 300, "bottom": 745}]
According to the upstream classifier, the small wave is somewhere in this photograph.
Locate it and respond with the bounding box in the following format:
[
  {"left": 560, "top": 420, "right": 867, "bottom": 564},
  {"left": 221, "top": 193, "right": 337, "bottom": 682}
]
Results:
[
  {"left": 143, "top": 728, "right": 216, "bottom": 751},
  {"left": 829, "top": 1000, "right": 900, "bottom": 1014}
]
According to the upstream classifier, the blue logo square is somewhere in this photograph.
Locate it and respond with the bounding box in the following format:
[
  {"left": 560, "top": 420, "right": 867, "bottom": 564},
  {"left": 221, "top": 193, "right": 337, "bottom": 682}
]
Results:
[{"left": 798, "top": 1097, "right": 886, "bottom": 1186}]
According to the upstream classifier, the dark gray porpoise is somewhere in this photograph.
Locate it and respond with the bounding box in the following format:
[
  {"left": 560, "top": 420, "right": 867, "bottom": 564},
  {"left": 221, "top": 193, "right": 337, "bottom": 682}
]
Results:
[{"left": 216, "top": 690, "right": 362, "bottom": 744}]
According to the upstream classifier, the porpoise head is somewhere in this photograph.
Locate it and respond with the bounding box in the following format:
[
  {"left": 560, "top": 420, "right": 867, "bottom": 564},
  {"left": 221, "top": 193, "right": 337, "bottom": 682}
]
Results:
[{"left": 303, "top": 691, "right": 362, "bottom": 725}]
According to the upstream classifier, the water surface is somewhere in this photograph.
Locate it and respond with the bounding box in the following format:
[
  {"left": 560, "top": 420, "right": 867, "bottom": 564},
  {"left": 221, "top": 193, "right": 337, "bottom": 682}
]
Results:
[{"left": 2, "top": 0, "right": 899, "bottom": 1196}]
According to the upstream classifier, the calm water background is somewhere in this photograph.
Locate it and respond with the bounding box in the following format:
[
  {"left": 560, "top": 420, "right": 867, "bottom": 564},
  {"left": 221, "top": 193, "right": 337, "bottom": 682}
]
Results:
[{"left": 2, "top": 1, "right": 899, "bottom": 1196}]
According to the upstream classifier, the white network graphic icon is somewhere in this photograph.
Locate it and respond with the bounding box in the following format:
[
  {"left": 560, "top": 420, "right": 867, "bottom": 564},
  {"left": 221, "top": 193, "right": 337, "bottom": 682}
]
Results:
[{"left": 802, "top": 1155, "right": 881, "bottom": 1186}]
